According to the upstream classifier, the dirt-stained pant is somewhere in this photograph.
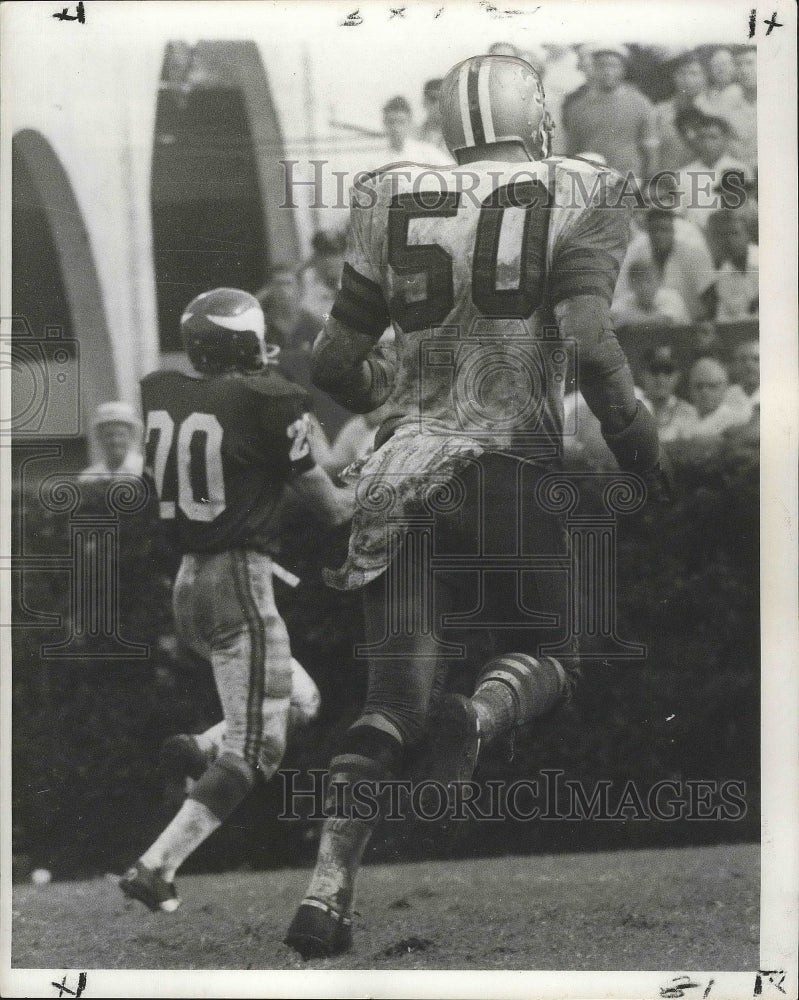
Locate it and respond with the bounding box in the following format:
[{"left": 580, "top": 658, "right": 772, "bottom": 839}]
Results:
[
  {"left": 172, "top": 549, "right": 294, "bottom": 777},
  {"left": 355, "top": 452, "right": 581, "bottom": 749}
]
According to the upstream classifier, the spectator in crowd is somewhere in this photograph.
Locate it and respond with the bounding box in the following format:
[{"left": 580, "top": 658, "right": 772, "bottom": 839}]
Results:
[
  {"left": 687, "top": 356, "right": 750, "bottom": 437},
  {"left": 705, "top": 209, "right": 759, "bottom": 321},
  {"left": 417, "top": 78, "right": 448, "bottom": 155},
  {"left": 557, "top": 45, "right": 594, "bottom": 153},
  {"left": 703, "top": 47, "right": 743, "bottom": 119},
  {"left": 371, "top": 95, "right": 447, "bottom": 169},
  {"left": 639, "top": 345, "right": 698, "bottom": 442},
  {"left": 725, "top": 339, "right": 760, "bottom": 415},
  {"left": 652, "top": 51, "right": 711, "bottom": 172},
  {"left": 561, "top": 44, "right": 658, "bottom": 180},
  {"left": 611, "top": 256, "right": 691, "bottom": 328},
  {"left": 624, "top": 44, "right": 682, "bottom": 104},
  {"left": 673, "top": 112, "right": 750, "bottom": 232},
  {"left": 257, "top": 265, "right": 323, "bottom": 353},
  {"left": 728, "top": 46, "right": 757, "bottom": 173},
  {"left": 300, "top": 230, "right": 346, "bottom": 320},
  {"left": 80, "top": 402, "right": 143, "bottom": 480},
  {"left": 488, "top": 41, "right": 519, "bottom": 57},
  {"left": 540, "top": 44, "right": 586, "bottom": 138},
  {"left": 257, "top": 268, "right": 345, "bottom": 454},
  {"left": 615, "top": 208, "right": 715, "bottom": 321}
]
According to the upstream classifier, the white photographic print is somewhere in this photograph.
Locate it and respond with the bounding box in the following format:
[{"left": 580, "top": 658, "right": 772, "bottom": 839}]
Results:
[{"left": 1, "top": 2, "right": 796, "bottom": 998}]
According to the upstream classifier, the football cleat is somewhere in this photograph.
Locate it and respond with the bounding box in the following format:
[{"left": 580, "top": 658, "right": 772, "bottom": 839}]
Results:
[
  {"left": 119, "top": 862, "right": 181, "bottom": 913},
  {"left": 412, "top": 693, "right": 482, "bottom": 847},
  {"left": 180, "top": 287, "right": 267, "bottom": 376},
  {"left": 439, "top": 54, "right": 554, "bottom": 161},
  {"left": 284, "top": 898, "right": 353, "bottom": 959}
]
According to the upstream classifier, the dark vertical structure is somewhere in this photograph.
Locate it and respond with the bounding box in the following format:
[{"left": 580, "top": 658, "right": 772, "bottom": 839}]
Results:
[
  {"left": 12, "top": 129, "right": 114, "bottom": 470},
  {"left": 151, "top": 40, "right": 300, "bottom": 352}
]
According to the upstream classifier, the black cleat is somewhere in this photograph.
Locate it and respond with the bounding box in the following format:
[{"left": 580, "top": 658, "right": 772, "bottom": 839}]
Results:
[
  {"left": 284, "top": 898, "right": 353, "bottom": 959},
  {"left": 119, "top": 862, "right": 181, "bottom": 913}
]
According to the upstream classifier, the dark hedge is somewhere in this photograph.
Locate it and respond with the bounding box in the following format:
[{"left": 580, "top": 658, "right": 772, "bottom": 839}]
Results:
[{"left": 12, "top": 434, "right": 759, "bottom": 878}]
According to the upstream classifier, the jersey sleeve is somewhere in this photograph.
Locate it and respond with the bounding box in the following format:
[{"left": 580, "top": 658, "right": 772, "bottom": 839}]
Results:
[
  {"left": 549, "top": 173, "right": 632, "bottom": 306},
  {"left": 258, "top": 387, "right": 316, "bottom": 476},
  {"left": 329, "top": 178, "right": 391, "bottom": 341}
]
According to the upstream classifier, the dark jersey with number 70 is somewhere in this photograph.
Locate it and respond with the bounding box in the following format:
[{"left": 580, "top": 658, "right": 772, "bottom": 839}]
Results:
[{"left": 140, "top": 368, "right": 315, "bottom": 555}]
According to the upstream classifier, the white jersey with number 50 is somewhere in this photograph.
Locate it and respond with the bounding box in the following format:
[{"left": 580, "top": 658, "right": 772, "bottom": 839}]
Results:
[{"left": 330, "top": 157, "right": 632, "bottom": 453}]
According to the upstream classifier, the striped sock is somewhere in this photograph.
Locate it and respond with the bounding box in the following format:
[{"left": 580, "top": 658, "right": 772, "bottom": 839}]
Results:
[{"left": 471, "top": 654, "right": 567, "bottom": 743}]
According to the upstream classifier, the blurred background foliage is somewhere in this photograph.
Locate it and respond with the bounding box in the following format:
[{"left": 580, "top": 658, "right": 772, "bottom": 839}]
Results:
[{"left": 12, "top": 435, "right": 758, "bottom": 879}]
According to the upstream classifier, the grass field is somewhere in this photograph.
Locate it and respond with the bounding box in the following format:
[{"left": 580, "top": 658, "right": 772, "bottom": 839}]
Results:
[{"left": 11, "top": 842, "right": 758, "bottom": 972}]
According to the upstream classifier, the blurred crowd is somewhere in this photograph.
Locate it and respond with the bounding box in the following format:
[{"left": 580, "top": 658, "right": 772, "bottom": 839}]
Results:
[{"left": 85, "top": 41, "right": 759, "bottom": 482}]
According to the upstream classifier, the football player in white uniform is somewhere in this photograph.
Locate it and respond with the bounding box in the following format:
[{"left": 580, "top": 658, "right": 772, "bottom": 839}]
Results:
[
  {"left": 119, "top": 289, "right": 353, "bottom": 913},
  {"left": 285, "top": 55, "right": 669, "bottom": 957}
]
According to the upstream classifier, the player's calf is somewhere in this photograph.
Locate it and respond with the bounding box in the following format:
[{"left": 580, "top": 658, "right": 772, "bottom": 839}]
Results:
[{"left": 471, "top": 653, "right": 571, "bottom": 743}]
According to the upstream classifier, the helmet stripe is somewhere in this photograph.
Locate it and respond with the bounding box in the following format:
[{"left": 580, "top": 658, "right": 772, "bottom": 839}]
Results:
[
  {"left": 457, "top": 61, "right": 475, "bottom": 147},
  {"left": 477, "top": 60, "right": 496, "bottom": 143},
  {"left": 467, "top": 59, "right": 486, "bottom": 146},
  {"left": 206, "top": 307, "right": 265, "bottom": 336}
]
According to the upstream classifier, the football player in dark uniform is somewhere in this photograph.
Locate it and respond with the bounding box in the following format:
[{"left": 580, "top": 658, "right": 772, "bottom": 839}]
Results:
[
  {"left": 285, "top": 54, "right": 670, "bottom": 957},
  {"left": 119, "top": 288, "right": 353, "bottom": 912}
]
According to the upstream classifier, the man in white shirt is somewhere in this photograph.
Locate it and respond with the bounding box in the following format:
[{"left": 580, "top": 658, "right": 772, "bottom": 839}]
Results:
[
  {"left": 615, "top": 208, "right": 715, "bottom": 321},
  {"left": 80, "top": 401, "right": 143, "bottom": 480},
  {"left": 370, "top": 95, "right": 450, "bottom": 170},
  {"left": 612, "top": 257, "right": 691, "bottom": 328},
  {"left": 706, "top": 209, "right": 759, "bottom": 321},
  {"left": 639, "top": 345, "right": 698, "bottom": 442},
  {"left": 687, "top": 356, "right": 750, "bottom": 437},
  {"left": 724, "top": 339, "right": 760, "bottom": 414},
  {"left": 673, "top": 113, "right": 751, "bottom": 232}
]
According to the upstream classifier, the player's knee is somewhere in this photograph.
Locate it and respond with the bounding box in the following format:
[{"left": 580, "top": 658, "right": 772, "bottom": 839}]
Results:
[
  {"left": 289, "top": 659, "right": 321, "bottom": 725},
  {"left": 255, "top": 695, "right": 291, "bottom": 780},
  {"left": 188, "top": 752, "right": 255, "bottom": 821},
  {"left": 476, "top": 653, "right": 573, "bottom": 723}
]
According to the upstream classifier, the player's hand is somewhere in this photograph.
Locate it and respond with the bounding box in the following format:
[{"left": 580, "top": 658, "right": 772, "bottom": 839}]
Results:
[{"left": 334, "top": 482, "right": 357, "bottom": 524}]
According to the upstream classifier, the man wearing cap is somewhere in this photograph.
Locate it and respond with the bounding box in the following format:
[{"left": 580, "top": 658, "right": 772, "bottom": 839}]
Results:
[
  {"left": 561, "top": 44, "right": 658, "bottom": 180},
  {"left": 640, "top": 346, "right": 698, "bottom": 442},
  {"left": 80, "top": 401, "right": 144, "bottom": 480}
]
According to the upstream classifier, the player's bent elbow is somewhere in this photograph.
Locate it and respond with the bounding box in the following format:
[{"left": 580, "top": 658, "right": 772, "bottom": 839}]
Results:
[{"left": 555, "top": 295, "right": 629, "bottom": 383}]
